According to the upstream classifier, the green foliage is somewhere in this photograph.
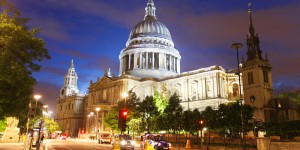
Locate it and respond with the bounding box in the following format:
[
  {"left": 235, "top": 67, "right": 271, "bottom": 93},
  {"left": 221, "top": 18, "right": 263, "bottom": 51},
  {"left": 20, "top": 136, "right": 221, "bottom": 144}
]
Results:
[
  {"left": 163, "top": 93, "right": 183, "bottom": 133},
  {"left": 153, "top": 91, "right": 168, "bottom": 114},
  {"left": 0, "top": 118, "right": 7, "bottom": 132},
  {"left": 103, "top": 106, "right": 119, "bottom": 131},
  {"left": 278, "top": 90, "right": 300, "bottom": 104},
  {"left": 264, "top": 120, "right": 300, "bottom": 138},
  {"left": 0, "top": 0, "right": 50, "bottom": 120},
  {"left": 43, "top": 117, "right": 60, "bottom": 134}
]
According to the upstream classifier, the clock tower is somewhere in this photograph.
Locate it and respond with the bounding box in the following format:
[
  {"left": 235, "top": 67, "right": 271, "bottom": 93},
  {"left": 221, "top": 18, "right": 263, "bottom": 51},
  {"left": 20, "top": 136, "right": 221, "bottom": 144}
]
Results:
[{"left": 241, "top": 9, "right": 274, "bottom": 122}]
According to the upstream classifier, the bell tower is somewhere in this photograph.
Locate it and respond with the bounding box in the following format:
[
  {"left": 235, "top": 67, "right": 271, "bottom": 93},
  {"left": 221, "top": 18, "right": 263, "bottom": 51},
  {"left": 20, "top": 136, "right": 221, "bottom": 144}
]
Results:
[
  {"left": 59, "top": 60, "right": 79, "bottom": 98},
  {"left": 241, "top": 7, "right": 274, "bottom": 122}
]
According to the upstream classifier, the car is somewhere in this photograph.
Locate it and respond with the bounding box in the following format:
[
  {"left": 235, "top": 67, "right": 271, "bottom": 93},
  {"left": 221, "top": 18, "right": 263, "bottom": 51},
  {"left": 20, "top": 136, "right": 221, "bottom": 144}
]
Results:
[
  {"left": 119, "top": 134, "right": 135, "bottom": 150},
  {"left": 61, "top": 134, "right": 67, "bottom": 140},
  {"left": 98, "top": 133, "right": 113, "bottom": 144},
  {"left": 141, "top": 134, "right": 171, "bottom": 150}
]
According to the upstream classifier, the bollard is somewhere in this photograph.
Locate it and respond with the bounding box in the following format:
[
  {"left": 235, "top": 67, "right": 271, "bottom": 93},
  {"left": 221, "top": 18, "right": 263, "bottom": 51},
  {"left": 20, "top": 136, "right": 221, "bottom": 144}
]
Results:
[{"left": 185, "top": 139, "right": 191, "bottom": 149}]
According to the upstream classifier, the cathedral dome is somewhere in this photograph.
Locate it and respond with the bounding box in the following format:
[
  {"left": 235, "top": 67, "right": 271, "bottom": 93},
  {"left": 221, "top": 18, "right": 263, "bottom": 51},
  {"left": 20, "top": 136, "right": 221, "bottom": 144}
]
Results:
[
  {"left": 128, "top": 16, "right": 172, "bottom": 41},
  {"left": 119, "top": 0, "right": 181, "bottom": 79}
]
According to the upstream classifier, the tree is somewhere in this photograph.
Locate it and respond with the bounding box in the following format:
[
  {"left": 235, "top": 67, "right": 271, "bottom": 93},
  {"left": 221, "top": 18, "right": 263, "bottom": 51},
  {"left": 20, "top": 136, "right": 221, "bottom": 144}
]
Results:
[
  {"left": 0, "top": 118, "right": 6, "bottom": 132},
  {"left": 103, "top": 106, "right": 119, "bottom": 131},
  {"left": 153, "top": 91, "right": 168, "bottom": 114},
  {"left": 0, "top": 0, "right": 50, "bottom": 121},
  {"left": 216, "top": 102, "right": 254, "bottom": 137},
  {"left": 278, "top": 90, "right": 300, "bottom": 104},
  {"left": 44, "top": 117, "right": 60, "bottom": 134},
  {"left": 164, "top": 93, "right": 183, "bottom": 133},
  {"left": 138, "top": 95, "right": 159, "bottom": 132}
]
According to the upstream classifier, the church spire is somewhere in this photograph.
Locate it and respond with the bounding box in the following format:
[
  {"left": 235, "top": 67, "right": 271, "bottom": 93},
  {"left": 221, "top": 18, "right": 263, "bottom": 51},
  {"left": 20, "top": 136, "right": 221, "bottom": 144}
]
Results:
[
  {"left": 245, "top": 2, "right": 263, "bottom": 61},
  {"left": 144, "top": 0, "right": 156, "bottom": 20},
  {"left": 248, "top": 2, "right": 255, "bottom": 37},
  {"left": 70, "top": 59, "right": 74, "bottom": 68}
]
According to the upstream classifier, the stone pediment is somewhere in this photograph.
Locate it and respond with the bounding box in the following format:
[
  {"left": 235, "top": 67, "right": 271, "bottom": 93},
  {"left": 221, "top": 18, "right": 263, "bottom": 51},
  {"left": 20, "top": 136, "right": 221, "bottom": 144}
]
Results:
[{"left": 96, "top": 76, "right": 113, "bottom": 86}]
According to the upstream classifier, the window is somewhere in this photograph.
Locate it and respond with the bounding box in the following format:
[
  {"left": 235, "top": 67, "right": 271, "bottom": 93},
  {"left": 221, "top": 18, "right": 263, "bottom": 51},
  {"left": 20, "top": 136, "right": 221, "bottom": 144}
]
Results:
[
  {"left": 142, "top": 52, "right": 146, "bottom": 69},
  {"left": 103, "top": 90, "right": 107, "bottom": 100},
  {"left": 248, "top": 72, "right": 254, "bottom": 85},
  {"left": 263, "top": 71, "right": 269, "bottom": 83},
  {"left": 130, "top": 54, "right": 134, "bottom": 70},
  {"left": 233, "top": 84, "right": 239, "bottom": 97},
  {"left": 166, "top": 54, "right": 170, "bottom": 71},
  {"left": 148, "top": 52, "right": 152, "bottom": 69},
  {"left": 125, "top": 55, "right": 129, "bottom": 71}
]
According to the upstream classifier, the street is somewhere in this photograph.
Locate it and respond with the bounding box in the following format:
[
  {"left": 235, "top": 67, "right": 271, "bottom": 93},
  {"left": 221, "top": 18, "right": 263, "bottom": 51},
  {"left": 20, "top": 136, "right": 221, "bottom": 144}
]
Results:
[
  {"left": 0, "top": 139, "right": 142, "bottom": 150},
  {"left": 46, "top": 139, "right": 114, "bottom": 150},
  {"left": 0, "top": 138, "right": 201, "bottom": 150}
]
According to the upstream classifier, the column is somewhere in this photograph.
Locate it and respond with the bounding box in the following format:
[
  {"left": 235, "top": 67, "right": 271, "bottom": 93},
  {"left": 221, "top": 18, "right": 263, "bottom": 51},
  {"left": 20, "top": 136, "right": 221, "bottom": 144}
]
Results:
[
  {"left": 152, "top": 52, "right": 154, "bottom": 69},
  {"left": 133, "top": 53, "right": 136, "bottom": 69},
  {"left": 164, "top": 54, "right": 167, "bottom": 70},
  {"left": 146, "top": 52, "right": 148, "bottom": 69},
  {"left": 177, "top": 58, "right": 180, "bottom": 73},
  {"left": 204, "top": 78, "right": 208, "bottom": 99},
  {"left": 140, "top": 52, "right": 142, "bottom": 69}
]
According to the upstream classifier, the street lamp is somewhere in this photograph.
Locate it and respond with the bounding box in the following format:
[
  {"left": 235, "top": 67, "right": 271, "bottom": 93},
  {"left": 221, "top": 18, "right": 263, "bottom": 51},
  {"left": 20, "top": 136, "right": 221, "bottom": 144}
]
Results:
[
  {"left": 34, "top": 95, "right": 41, "bottom": 117},
  {"left": 95, "top": 108, "right": 100, "bottom": 139},
  {"left": 231, "top": 43, "right": 245, "bottom": 150},
  {"left": 122, "top": 92, "right": 128, "bottom": 108}
]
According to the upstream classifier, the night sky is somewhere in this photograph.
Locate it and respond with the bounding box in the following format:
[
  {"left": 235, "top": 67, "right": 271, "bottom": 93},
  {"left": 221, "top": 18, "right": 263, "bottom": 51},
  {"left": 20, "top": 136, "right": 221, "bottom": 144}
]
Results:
[{"left": 9, "top": 0, "right": 300, "bottom": 114}]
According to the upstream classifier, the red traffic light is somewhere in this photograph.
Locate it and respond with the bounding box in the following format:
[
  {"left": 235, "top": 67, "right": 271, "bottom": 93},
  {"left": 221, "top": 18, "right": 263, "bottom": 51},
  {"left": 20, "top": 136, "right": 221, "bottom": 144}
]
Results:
[
  {"left": 122, "top": 110, "right": 128, "bottom": 116},
  {"left": 199, "top": 120, "right": 204, "bottom": 125}
]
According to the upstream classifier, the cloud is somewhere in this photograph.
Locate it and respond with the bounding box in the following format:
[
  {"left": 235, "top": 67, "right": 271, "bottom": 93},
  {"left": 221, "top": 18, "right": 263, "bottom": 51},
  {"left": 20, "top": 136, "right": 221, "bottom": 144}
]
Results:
[
  {"left": 51, "top": 48, "right": 91, "bottom": 59},
  {"left": 34, "top": 82, "right": 60, "bottom": 114}
]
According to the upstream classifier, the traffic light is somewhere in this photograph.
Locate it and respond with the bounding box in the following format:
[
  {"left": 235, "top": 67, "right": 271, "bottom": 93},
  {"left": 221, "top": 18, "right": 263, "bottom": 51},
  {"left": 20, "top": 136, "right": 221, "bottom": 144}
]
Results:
[
  {"left": 198, "top": 119, "right": 205, "bottom": 130},
  {"left": 118, "top": 109, "right": 128, "bottom": 131}
]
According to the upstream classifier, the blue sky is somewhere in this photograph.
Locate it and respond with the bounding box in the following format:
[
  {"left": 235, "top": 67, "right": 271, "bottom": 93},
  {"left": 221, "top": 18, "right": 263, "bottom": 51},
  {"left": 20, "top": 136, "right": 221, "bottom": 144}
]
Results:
[{"left": 9, "top": 0, "right": 300, "bottom": 114}]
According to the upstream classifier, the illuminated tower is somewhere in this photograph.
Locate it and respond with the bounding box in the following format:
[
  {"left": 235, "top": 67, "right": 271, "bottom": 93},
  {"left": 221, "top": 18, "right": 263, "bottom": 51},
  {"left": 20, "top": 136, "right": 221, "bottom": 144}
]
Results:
[
  {"left": 59, "top": 60, "right": 79, "bottom": 98},
  {"left": 241, "top": 7, "right": 274, "bottom": 122}
]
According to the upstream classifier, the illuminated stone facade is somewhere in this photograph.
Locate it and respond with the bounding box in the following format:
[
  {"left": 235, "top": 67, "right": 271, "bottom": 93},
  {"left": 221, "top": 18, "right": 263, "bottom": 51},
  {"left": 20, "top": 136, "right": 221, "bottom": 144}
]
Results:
[
  {"left": 56, "top": 60, "right": 86, "bottom": 137},
  {"left": 85, "top": 0, "right": 241, "bottom": 134}
]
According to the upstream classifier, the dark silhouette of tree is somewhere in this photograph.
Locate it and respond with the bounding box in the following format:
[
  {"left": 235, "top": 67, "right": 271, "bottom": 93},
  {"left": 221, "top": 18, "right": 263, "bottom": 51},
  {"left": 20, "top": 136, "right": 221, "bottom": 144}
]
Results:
[{"left": 0, "top": 0, "right": 50, "bottom": 124}]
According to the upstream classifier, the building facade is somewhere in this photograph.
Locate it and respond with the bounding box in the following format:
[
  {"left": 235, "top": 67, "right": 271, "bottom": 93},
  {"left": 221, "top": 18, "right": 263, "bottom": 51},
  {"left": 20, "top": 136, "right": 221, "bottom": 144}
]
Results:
[
  {"left": 56, "top": 60, "right": 86, "bottom": 137},
  {"left": 84, "top": 0, "right": 242, "bottom": 134}
]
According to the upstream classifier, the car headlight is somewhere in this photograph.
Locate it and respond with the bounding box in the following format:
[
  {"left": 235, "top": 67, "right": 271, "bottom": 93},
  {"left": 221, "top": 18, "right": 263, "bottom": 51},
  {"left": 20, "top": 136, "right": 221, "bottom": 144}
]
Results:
[
  {"left": 121, "top": 140, "right": 126, "bottom": 145},
  {"left": 131, "top": 141, "right": 136, "bottom": 145}
]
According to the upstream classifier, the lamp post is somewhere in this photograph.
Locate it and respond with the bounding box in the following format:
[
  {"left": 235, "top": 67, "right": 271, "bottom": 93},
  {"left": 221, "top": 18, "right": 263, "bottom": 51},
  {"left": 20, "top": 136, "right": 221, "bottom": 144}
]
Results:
[
  {"left": 95, "top": 108, "right": 100, "bottom": 139},
  {"left": 122, "top": 92, "right": 128, "bottom": 108},
  {"left": 231, "top": 43, "right": 245, "bottom": 150},
  {"left": 34, "top": 95, "right": 41, "bottom": 117}
]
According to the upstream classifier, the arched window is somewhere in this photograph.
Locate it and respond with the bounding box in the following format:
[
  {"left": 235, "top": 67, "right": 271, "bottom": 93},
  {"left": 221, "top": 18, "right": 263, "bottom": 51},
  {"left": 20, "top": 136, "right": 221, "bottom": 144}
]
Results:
[
  {"left": 233, "top": 84, "right": 239, "bottom": 97},
  {"left": 191, "top": 81, "right": 198, "bottom": 100}
]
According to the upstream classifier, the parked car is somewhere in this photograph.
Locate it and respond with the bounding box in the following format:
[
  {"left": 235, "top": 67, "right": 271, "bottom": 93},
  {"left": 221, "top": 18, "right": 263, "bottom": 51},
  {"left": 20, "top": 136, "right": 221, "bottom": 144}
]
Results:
[
  {"left": 119, "top": 134, "right": 135, "bottom": 150},
  {"left": 98, "top": 133, "right": 113, "bottom": 144},
  {"left": 141, "top": 134, "right": 171, "bottom": 150}
]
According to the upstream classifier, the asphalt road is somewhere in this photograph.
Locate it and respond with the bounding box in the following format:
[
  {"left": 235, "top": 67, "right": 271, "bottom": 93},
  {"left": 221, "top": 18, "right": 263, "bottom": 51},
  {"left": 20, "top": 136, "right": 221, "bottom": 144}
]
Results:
[
  {"left": 47, "top": 139, "right": 114, "bottom": 150},
  {"left": 46, "top": 139, "right": 141, "bottom": 150}
]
